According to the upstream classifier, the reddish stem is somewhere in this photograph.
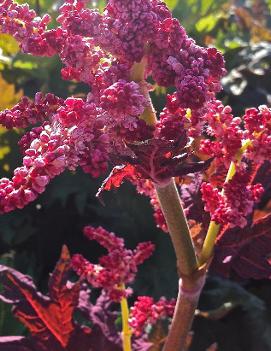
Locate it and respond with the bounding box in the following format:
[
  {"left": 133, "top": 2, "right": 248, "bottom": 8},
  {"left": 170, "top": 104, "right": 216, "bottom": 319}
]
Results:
[
  {"left": 155, "top": 179, "right": 207, "bottom": 351},
  {"left": 163, "top": 271, "right": 206, "bottom": 351},
  {"left": 131, "top": 60, "right": 204, "bottom": 350}
]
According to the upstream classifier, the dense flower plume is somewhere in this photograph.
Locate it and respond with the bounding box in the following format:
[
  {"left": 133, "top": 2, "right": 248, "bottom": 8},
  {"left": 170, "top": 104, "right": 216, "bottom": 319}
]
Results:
[
  {"left": 0, "top": 93, "right": 63, "bottom": 129},
  {"left": 0, "top": 96, "right": 113, "bottom": 212},
  {"left": 199, "top": 100, "right": 243, "bottom": 166},
  {"left": 129, "top": 296, "right": 175, "bottom": 336},
  {"left": 72, "top": 226, "right": 154, "bottom": 301},
  {"left": 201, "top": 170, "right": 263, "bottom": 228},
  {"left": 0, "top": 0, "right": 226, "bottom": 213},
  {"left": 1, "top": 1, "right": 271, "bottom": 349},
  {"left": 199, "top": 101, "right": 271, "bottom": 228},
  {"left": 199, "top": 101, "right": 271, "bottom": 167},
  {"left": 243, "top": 105, "right": 271, "bottom": 162},
  {"left": 0, "top": 0, "right": 270, "bottom": 232}
]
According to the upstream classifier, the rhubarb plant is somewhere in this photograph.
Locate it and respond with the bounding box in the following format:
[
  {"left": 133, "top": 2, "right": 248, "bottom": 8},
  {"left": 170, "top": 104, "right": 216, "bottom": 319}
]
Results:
[{"left": 0, "top": 0, "right": 271, "bottom": 350}]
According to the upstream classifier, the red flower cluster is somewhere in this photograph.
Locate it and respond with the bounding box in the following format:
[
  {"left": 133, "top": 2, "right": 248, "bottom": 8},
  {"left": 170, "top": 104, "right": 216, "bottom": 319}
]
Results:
[
  {"left": 129, "top": 296, "right": 175, "bottom": 336},
  {"left": 1, "top": 0, "right": 269, "bottom": 233},
  {"left": 201, "top": 170, "right": 263, "bottom": 228},
  {"left": 243, "top": 105, "right": 271, "bottom": 162},
  {"left": 72, "top": 226, "right": 154, "bottom": 301},
  {"left": 200, "top": 100, "right": 243, "bottom": 166},
  {"left": 0, "top": 96, "right": 113, "bottom": 212},
  {"left": 198, "top": 101, "right": 271, "bottom": 228},
  {"left": 0, "top": 0, "right": 55, "bottom": 56},
  {"left": 0, "top": 93, "right": 63, "bottom": 129},
  {"left": 0, "top": 0, "right": 225, "bottom": 212},
  {"left": 199, "top": 101, "right": 271, "bottom": 168},
  {"left": 148, "top": 17, "right": 226, "bottom": 109}
]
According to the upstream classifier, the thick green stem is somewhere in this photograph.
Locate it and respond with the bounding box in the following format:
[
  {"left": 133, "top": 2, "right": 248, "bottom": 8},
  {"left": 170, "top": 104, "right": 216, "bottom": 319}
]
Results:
[
  {"left": 155, "top": 180, "right": 198, "bottom": 275},
  {"left": 156, "top": 180, "right": 206, "bottom": 351}
]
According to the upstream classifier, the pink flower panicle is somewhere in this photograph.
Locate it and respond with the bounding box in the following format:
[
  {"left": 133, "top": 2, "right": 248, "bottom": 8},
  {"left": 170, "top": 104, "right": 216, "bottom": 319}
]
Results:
[
  {"left": 83, "top": 225, "right": 125, "bottom": 251},
  {"left": 148, "top": 16, "right": 226, "bottom": 109},
  {"left": 72, "top": 226, "right": 155, "bottom": 301},
  {"left": 0, "top": 93, "right": 63, "bottom": 129},
  {"left": 0, "top": 124, "right": 68, "bottom": 212},
  {"left": 97, "top": 0, "right": 165, "bottom": 63},
  {"left": 243, "top": 105, "right": 271, "bottom": 163},
  {"left": 155, "top": 105, "right": 188, "bottom": 142},
  {"left": 200, "top": 102, "right": 271, "bottom": 168},
  {"left": 59, "top": 33, "right": 106, "bottom": 85},
  {"left": 200, "top": 100, "right": 243, "bottom": 165},
  {"left": 129, "top": 296, "right": 175, "bottom": 336},
  {"left": 0, "top": 0, "right": 225, "bottom": 100},
  {"left": 0, "top": 0, "right": 228, "bottom": 213},
  {"left": 0, "top": 97, "right": 113, "bottom": 213},
  {"left": 0, "top": 0, "right": 55, "bottom": 56},
  {"left": 201, "top": 170, "right": 264, "bottom": 228},
  {"left": 100, "top": 80, "right": 147, "bottom": 120},
  {"left": 57, "top": 0, "right": 102, "bottom": 37}
]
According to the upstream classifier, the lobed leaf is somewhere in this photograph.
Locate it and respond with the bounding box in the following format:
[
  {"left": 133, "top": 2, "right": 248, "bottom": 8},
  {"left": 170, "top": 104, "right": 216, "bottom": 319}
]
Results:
[
  {"left": 213, "top": 214, "right": 271, "bottom": 279},
  {"left": 0, "top": 247, "right": 145, "bottom": 350},
  {"left": 0, "top": 246, "right": 80, "bottom": 349}
]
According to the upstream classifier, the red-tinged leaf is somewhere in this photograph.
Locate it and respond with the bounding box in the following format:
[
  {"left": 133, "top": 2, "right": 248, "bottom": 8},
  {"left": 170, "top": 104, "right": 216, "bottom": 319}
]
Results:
[
  {"left": 97, "top": 164, "right": 140, "bottom": 198},
  {"left": 253, "top": 161, "right": 271, "bottom": 215},
  {"left": 0, "top": 253, "right": 144, "bottom": 351},
  {"left": 179, "top": 174, "right": 210, "bottom": 231},
  {"left": 213, "top": 214, "right": 271, "bottom": 279},
  {"left": 97, "top": 141, "right": 212, "bottom": 199},
  {"left": 127, "top": 138, "right": 212, "bottom": 183},
  {"left": 0, "top": 246, "right": 80, "bottom": 349}
]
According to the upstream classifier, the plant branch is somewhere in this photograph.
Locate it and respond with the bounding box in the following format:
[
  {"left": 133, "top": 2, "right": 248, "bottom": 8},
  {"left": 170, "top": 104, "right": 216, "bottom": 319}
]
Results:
[
  {"left": 199, "top": 139, "right": 252, "bottom": 265},
  {"left": 155, "top": 180, "right": 203, "bottom": 351},
  {"left": 155, "top": 181, "right": 198, "bottom": 275},
  {"left": 120, "top": 284, "right": 132, "bottom": 351},
  {"left": 163, "top": 269, "right": 206, "bottom": 351},
  {"left": 131, "top": 60, "right": 198, "bottom": 275},
  {"left": 131, "top": 58, "right": 202, "bottom": 350}
]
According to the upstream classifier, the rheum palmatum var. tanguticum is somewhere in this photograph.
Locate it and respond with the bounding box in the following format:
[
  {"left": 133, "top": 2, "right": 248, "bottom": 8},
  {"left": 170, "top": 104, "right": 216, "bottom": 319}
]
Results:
[{"left": 0, "top": 0, "right": 271, "bottom": 350}]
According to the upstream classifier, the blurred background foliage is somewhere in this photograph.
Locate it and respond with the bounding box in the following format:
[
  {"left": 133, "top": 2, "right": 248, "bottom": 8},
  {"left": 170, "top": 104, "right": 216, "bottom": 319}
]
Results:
[{"left": 0, "top": 0, "right": 271, "bottom": 350}]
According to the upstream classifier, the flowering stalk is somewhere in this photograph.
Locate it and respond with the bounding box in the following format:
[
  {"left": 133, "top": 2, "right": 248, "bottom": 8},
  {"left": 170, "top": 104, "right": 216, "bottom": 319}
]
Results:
[
  {"left": 155, "top": 181, "right": 198, "bottom": 275},
  {"left": 156, "top": 179, "right": 206, "bottom": 351},
  {"left": 120, "top": 284, "right": 132, "bottom": 351},
  {"left": 199, "top": 140, "right": 253, "bottom": 265},
  {"left": 0, "top": 1, "right": 253, "bottom": 350},
  {"left": 72, "top": 226, "right": 154, "bottom": 350},
  {"left": 132, "top": 62, "right": 202, "bottom": 351},
  {"left": 130, "top": 59, "right": 198, "bottom": 276}
]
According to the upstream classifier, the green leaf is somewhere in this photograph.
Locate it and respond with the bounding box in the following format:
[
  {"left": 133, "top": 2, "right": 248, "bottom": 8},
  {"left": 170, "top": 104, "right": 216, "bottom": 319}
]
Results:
[
  {"left": 200, "top": 0, "right": 213, "bottom": 15},
  {"left": 98, "top": 0, "right": 106, "bottom": 12},
  {"left": 0, "top": 34, "right": 19, "bottom": 55},
  {"left": 196, "top": 13, "right": 220, "bottom": 32},
  {"left": 164, "top": 0, "right": 179, "bottom": 11}
]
